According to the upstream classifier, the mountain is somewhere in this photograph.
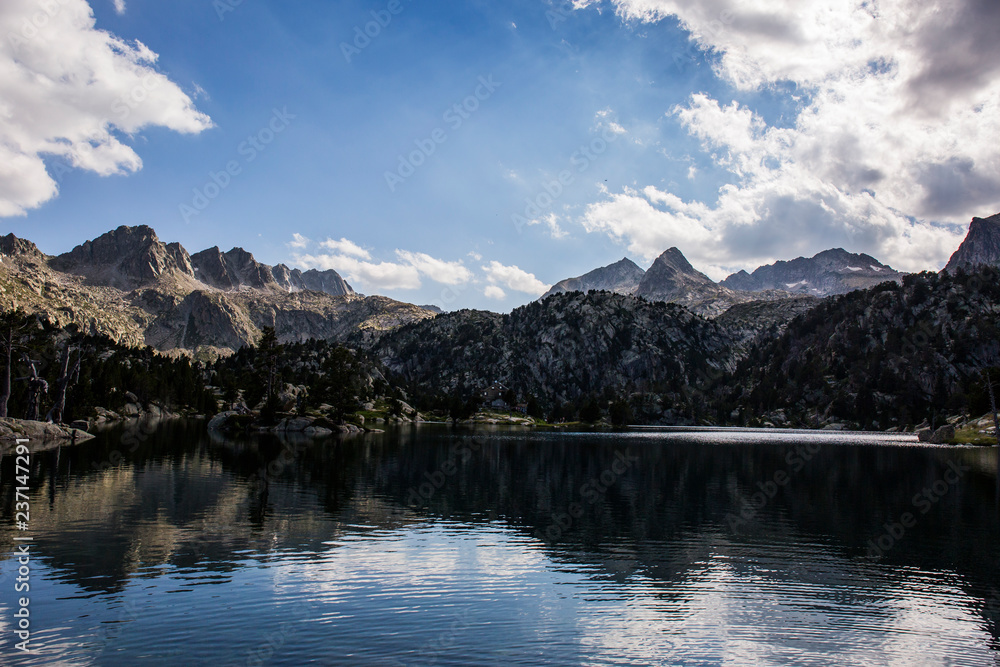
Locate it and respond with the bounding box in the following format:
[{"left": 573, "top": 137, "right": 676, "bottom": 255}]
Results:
[
  {"left": 191, "top": 246, "right": 354, "bottom": 296},
  {"left": 633, "top": 247, "right": 788, "bottom": 318},
  {"left": 373, "top": 290, "right": 734, "bottom": 422},
  {"left": 0, "top": 226, "right": 432, "bottom": 355},
  {"left": 944, "top": 213, "right": 1000, "bottom": 273},
  {"left": 543, "top": 248, "right": 790, "bottom": 318},
  {"left": 49, "top": 225, "right": 196, "bottom": 290},
  {"left": 541, "top": 258, "right": 645, "bottom": 299},
  {"left": 720, "top": 248, "right": 903, "bottom": 297},
  {"left": 729, "top": 267, "right": 1000, "bottom": 429}
]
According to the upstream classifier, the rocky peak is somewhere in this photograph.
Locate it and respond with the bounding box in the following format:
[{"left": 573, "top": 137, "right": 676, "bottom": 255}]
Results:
[
  {"left": 721, "top": 247, "right": 902, "bottom": 297},
  {"left": 50, "top": 225, "right": 195, "bottom": 289},
  {"left": 541, "top": 257, "right": 646, "bottom": 299},
  {"left": 944, "top": 213, "right": 1000, "bottom": 273},
  {"left": 191, "top": 246, "right": 278, "bottom": 290},
  {"left": 0, "top": 233, "right": 43, "bottom": 259},
  {"left": 636, "top": 247, "right": 716, "bottom": 300}
]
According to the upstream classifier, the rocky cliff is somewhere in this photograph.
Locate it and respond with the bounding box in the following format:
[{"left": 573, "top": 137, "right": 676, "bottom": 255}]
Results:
[{"left": 944, "top": 213, "right": 1000, "bottom": 273}]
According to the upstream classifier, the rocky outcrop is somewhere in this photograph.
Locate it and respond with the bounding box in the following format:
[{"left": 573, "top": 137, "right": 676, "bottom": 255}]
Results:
[
  {"left": 50, "top": 225, "right": 196, "bottom": 289},
  {"left": 541, "top": 258, "right": 646, "bottom": 300},
  {"left": 0, "top": 419, "right": 95, "bottom": 447},
  {"left": 715, "top": 296, "right": 821, "bottom": 350},
  {"left": 721, "top": 248, "right": 903, "bottom": 297},
  {"left": 191, "top": 246, "right": 276, "bottom": 290},
  {"left": 0, "top": 234, "right": 43, "bottom": 259},
  {"left": 944, "top": 213, "right": 1000, "bottom": 273}
]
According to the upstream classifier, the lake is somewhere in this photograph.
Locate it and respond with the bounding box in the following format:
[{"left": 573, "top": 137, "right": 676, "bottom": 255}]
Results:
[{"left": 2, "top": 420, "right": 1000, "bottom": 665}]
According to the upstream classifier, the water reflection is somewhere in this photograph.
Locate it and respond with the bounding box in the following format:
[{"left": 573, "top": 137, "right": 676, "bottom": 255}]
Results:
[{"left": 1, "top": 422, "right": 999, "bottom": 665}]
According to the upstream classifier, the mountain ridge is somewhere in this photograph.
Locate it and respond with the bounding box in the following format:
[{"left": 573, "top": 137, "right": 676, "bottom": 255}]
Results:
[{"left": 0, "top": 225, "right": 431, "bottom": 356}]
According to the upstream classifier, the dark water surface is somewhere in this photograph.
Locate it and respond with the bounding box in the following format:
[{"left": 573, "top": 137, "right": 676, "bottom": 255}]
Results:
[{"left": 2, "top": 420, "right": 1000, "bottom": 665}]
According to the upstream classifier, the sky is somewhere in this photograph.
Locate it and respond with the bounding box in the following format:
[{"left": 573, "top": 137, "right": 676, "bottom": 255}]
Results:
[{"left": 2, "top": 0, "right": 1000, "bottom": 311}]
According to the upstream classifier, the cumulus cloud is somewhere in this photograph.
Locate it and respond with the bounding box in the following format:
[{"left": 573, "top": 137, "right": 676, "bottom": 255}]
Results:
[
  {"left": 484, "top": 285, "right": 507, "bottom": 300},
  {"left": 111, "top": 0, "right": 125, "bottom": 15},
  {"left": 575, "top": 0, "right": 1000, "bottom": 272},
  {"left": 394, "top": 250, "right": 473, "bottom": 285},
  {"left": 299, "top": 252, "right": 421, "bottom": 291},
  {"left": 288, "top": 233, "right": 311, "bottom": 250},
  {"left": 294, "top": 237, "right": 473, "bottom": 291},
  {"left": 482, "top": 261, "right": 549, "bottom": 296},
  {"left": 320, "top": 237, "right": 370, "bottom": 259},
  {"left": 0, "top": 0, "right": 212, "bottom": 217}
]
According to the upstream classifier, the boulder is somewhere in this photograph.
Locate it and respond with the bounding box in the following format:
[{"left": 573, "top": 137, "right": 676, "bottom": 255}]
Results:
[
  {"left": 917, "top": 429, "right": 932, "bottom": 442},
  {"left": 928, "top": 425, "right": 956, "bottom": 444},
  {"left": 208, "top": 411, "right": 239, "bottom": 432}
]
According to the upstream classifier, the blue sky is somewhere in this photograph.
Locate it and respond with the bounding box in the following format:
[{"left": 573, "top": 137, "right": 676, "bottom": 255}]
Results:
[{"left": 2, "top": 0, "right": 1000, "bottom": 310}]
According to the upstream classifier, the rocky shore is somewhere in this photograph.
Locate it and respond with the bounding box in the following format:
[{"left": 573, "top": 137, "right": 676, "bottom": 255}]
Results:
[{"left": 0, "top": 418, "right": 95, "bottom": 449}]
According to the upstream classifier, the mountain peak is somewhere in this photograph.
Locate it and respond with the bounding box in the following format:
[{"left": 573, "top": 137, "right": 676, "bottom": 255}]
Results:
[
  {"left": 50, "top": 224, "right": 194, "bottom": 289},
  {"left": 0, "top": 233, "right": 43, "bottom": 259},
  {"left": 635, "top": 247, "right": 720, "bottom": 305},
  {"left": 945, "top": 213, "right": 1000, "bottom": 273},
  {"left": 541, "top": 256, "right": 646, "bottom": 300}
]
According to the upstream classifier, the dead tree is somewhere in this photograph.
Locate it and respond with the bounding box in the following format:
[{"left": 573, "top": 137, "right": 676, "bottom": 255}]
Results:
[
  {"left": 0, "top": 309, "right": 28, "bottom": 419},
  {"left": 46, "top": 345, "right": 81, "bottom": 425},
  {"left": 20, "top": 354, "right": 49, "bottom": 422}
]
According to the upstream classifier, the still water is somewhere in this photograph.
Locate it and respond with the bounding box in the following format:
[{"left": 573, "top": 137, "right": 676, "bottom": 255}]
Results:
[{"left": 2, "top": 420, "right": 1000, "bottom": 666}]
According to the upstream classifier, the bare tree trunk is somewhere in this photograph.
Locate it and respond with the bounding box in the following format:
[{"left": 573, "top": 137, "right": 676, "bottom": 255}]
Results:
[
  {"left": 0, "top": 328, "right": 11, "bottom": 419},
  {"left": 46, "top": 346, "right": 81, "bottom": 424},
  {"left": 22, "top": 355, "right": 48, "bottom": 422}
]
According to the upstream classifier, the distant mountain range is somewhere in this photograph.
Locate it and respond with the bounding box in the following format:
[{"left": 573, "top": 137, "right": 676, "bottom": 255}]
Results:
[
  {"left": 542, "top": 245, "right": 902, "bottom": 318},
  {"left": 0, "top": 225, "right": 433, "bottom": 356}
]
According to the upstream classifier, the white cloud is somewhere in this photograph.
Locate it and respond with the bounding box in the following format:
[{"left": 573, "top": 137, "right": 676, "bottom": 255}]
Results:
[
  {"left": 295, "top": 238, "right": 473, "bottom": 291},
  {"left": 296, "top": 253, "right": 421, "bottom": 291},
  {"left": 484, "top": 285, "right": 507, "bottom": 300},
  {"left": 482, "top": 261, "right": 549, "bottom": 296},
  {"left": 575, "top": 0, "right": 1000, "bottom": 271},
  {"left": 394, "top": 250, "right": 473, "bottom": 285},
  {"left": 112, "top": 0, "right": 125, "bottom": 15},
  {"left": 288, "top": 233, "right": 311, "bottom": 250},
  {"left": 0, "top": 0, "right": 212, "bottom": 217},
  {"left": 320, "top": 237, "right": 370, "bottom": 259}
]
